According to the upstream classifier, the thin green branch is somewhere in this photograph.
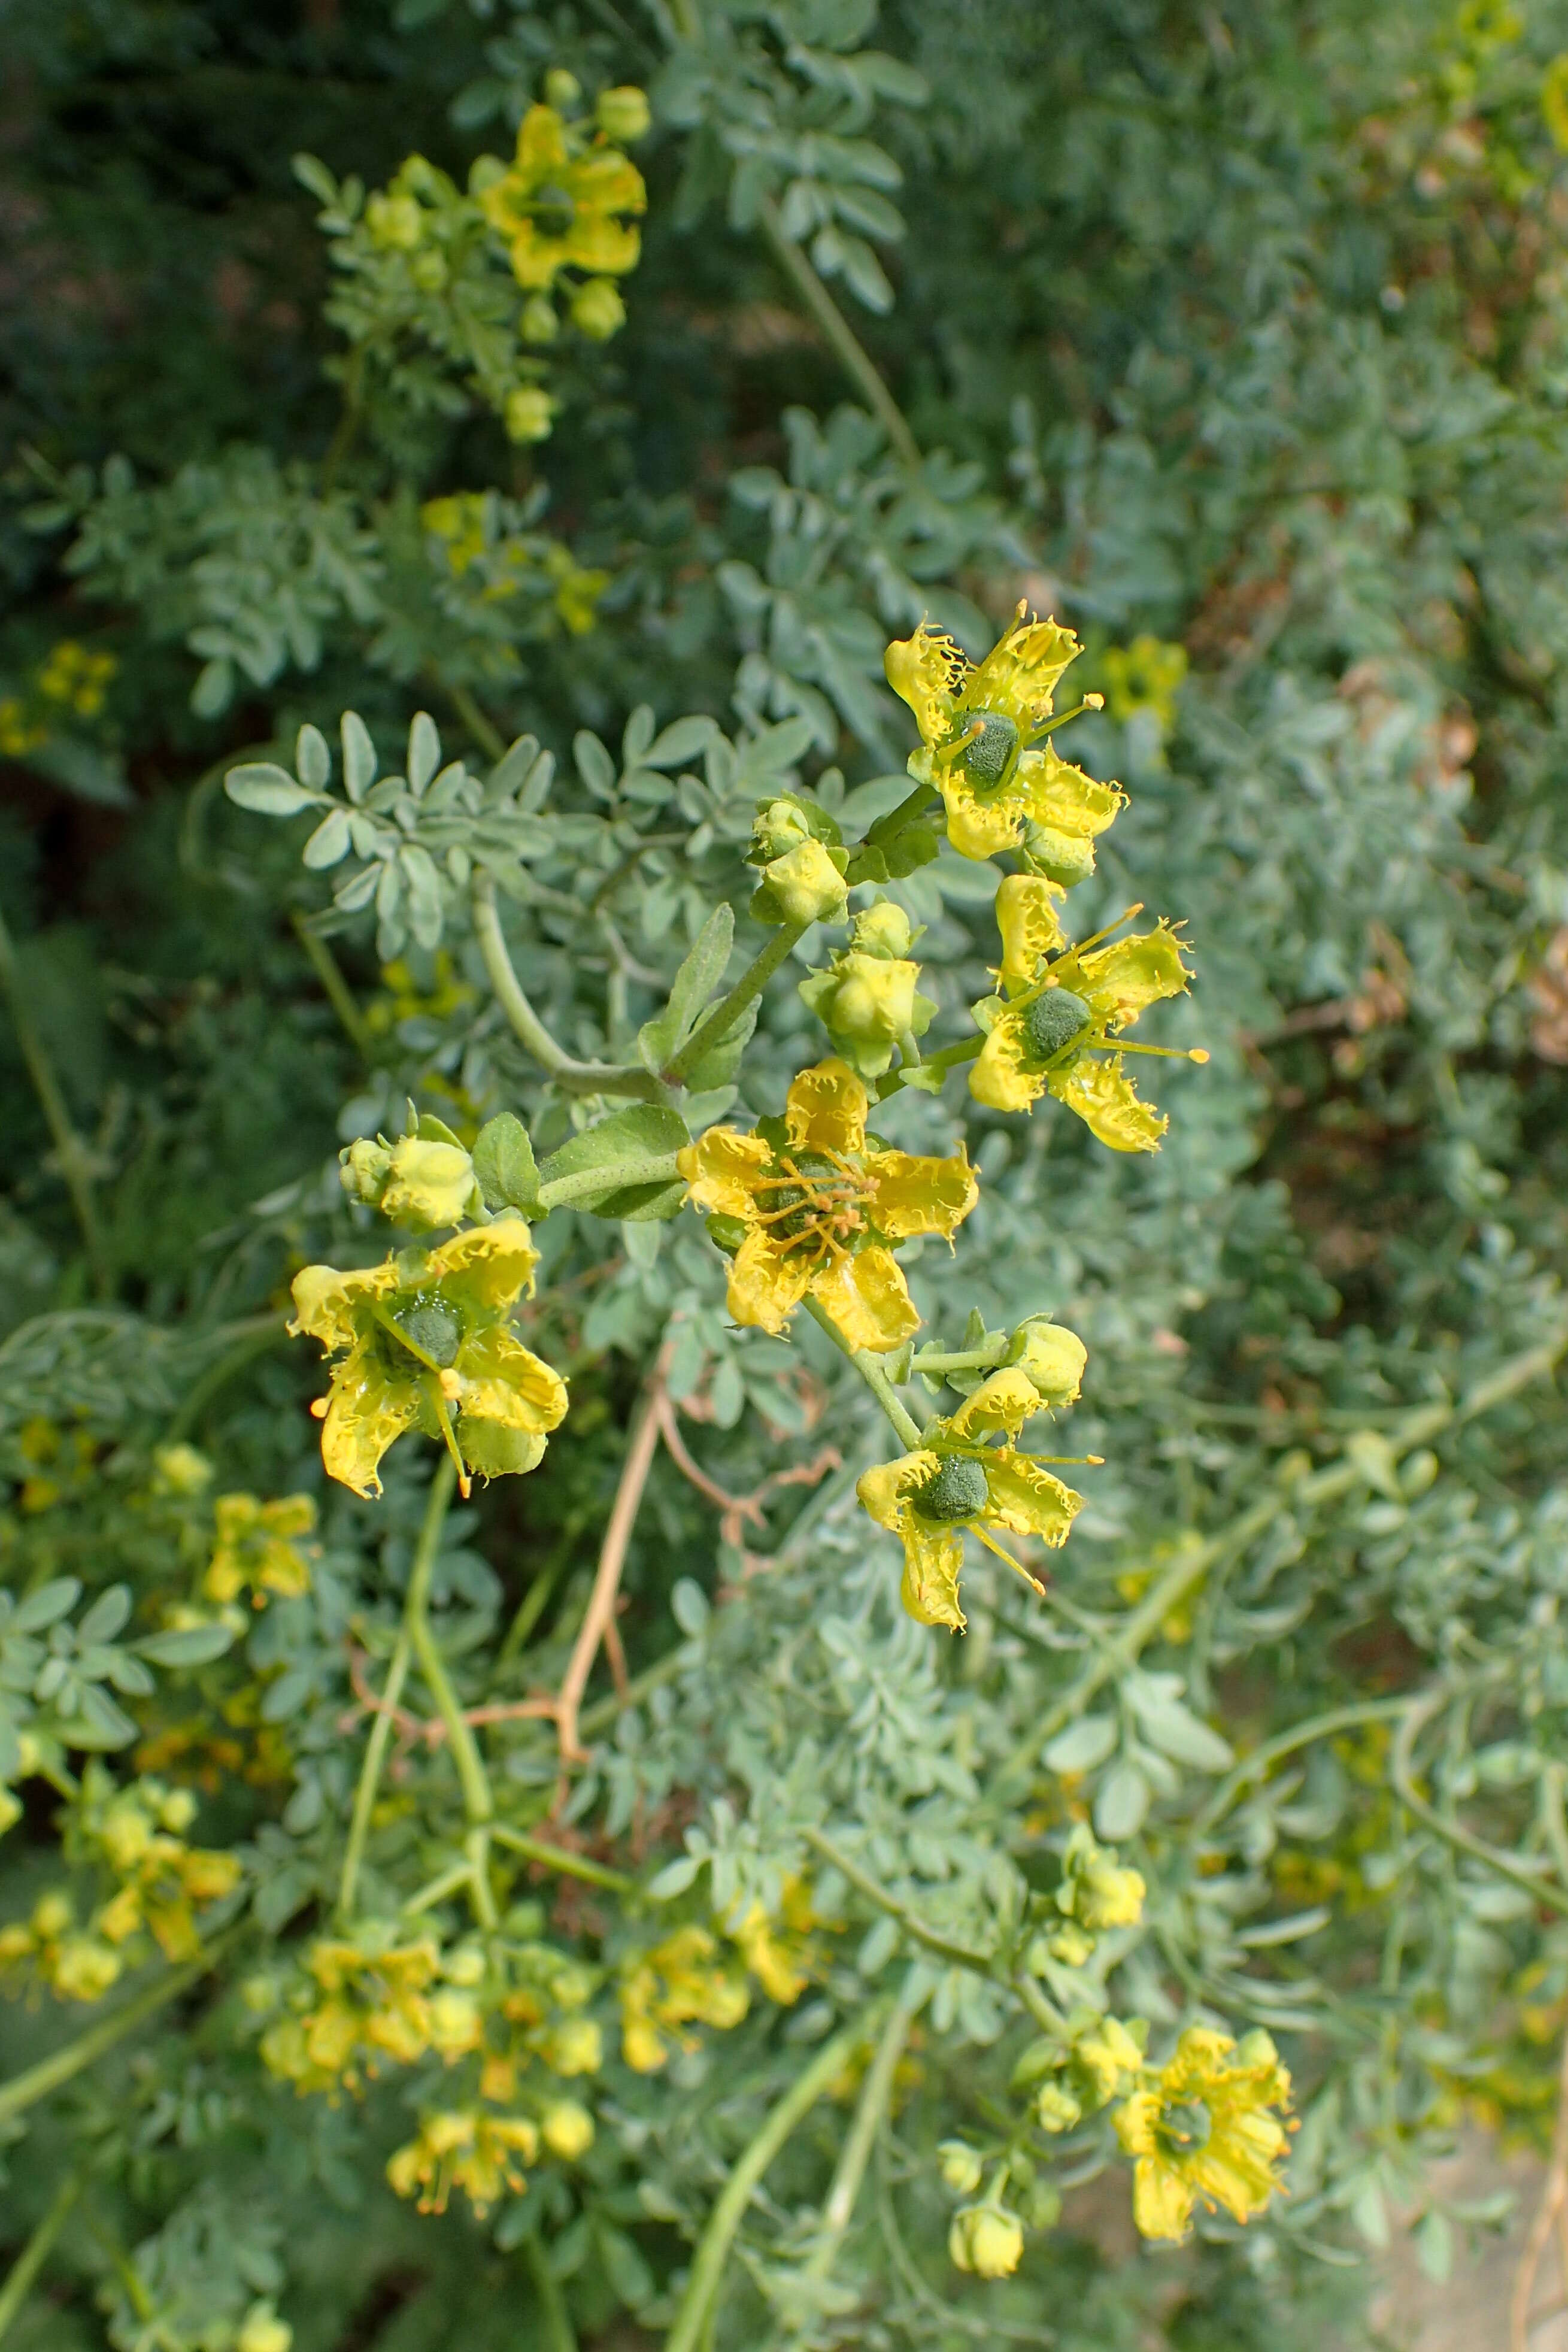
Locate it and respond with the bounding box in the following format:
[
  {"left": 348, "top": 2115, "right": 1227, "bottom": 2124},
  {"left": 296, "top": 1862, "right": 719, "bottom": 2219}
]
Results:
[
  {"left": 402, "top": 1456, "right": 499, "bottom": 1927},
  {"left": 448, "top": 681, "right": 507, "bottom": 765},
  {"left": 0, "top": 904, "right": 111, "bottom": 1296},
  {"left": 490, "top": 1824, "right": 639, "bottom": 1897},
  {"left": 536, "top": 1153, "right": 684, "bottom": 1212},
  {"left": 0, "top": 2169, "right": 84, "bottom": 2347},
  {"left": 757, "top": 199, "right": 920, "bottom": 468},
  {"left": 665, "top": 2012, "right": 878, "bottom": 2352},
  {"left": 664, "top": 922, "right": 806, "bottom": 1084},
  {"left": 291, "top": 912, "right": 377, "bottom": 1061},
  {"left": 0, "top": 1944, "right": 226, "bottom": 2127},
  {"left": 797, "top": 1975, "right": 923, "bottom": 2296},
  {"left": 164, "top": 1315, "right": 289, "bottom": 1442},
  {"left": 523, "top": 2235, "right": 578, "bottom": 2352},
  {"left": 339, "top": 1631, "right": 415, "bottom": 1923},
  {"left": 805, "top": 1828, "right": 993, "bottom": 1974},
  {"left": 470, "top": 874, "right": 663, "bottom": 1101},
  {"left": 803, "top": 1296, "right": 924, "bottom": 1448},
  {"left": 319, "top": 343, "right": 366, "bottom": 496},
  {"left": 1194, "top": 1697, "right": 1415, "bottom": 1835},
  {"left": 1390, "top": 1686, "right": 1568, "bottom": 1917}
]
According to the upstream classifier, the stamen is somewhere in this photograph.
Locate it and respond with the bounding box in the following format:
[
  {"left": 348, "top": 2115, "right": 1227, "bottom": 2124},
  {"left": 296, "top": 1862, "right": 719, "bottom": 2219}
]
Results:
[
  {"left": 1062, "top": 904, "right": 1144, "bottom": 957},
  {"left": 426, "top": 1378, "right": 472, "bottom": 1501},
  {"left": 1086, "top": 1042, "right": 1209, "bottom": 1062},
  {"left": 973, "top": 1523, "right": 1046, "bottom": 1598},
  {"left": 1025, "top": 694, "right": 1105, "bottom": 745},
  {"left": 372, "top": 1302, "right": 445, "bottom": 1375}
]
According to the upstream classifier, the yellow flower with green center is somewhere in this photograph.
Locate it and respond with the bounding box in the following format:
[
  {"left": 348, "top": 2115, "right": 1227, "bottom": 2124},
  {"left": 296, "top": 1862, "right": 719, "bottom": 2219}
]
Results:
[
  {"left": 677, "top": 1060, "right": 977, "bottom": 1354},
  {"left": 477, "top": 104, "right": 647, "bottom": 294},
  {"left": 1114, "top": 2026, "right": 1294, "bottom": 2242},
  {"left": 884, "top": 605, "right": 1123, "bottom": 869},
  {"left": 969, "top": 875, "right": 1198, "bottom": 1153},
  {"left": 857, "top": 1367, "right": 1086, "bottom": 1632},
  {"left": 289, "top": 1221, "right": 567, "bottom": 1499}
]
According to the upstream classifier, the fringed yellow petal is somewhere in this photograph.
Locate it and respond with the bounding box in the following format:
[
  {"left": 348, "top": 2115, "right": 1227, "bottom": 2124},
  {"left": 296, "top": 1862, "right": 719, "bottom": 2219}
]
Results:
[
  {"left": 289, "top": 1261, "right": 400, "bottom": 1353},
  {"left": 571, "top": 149, "right": 647, "bottom": 219},
  {"left": 995, "top": 872, "right": 1066, "bottom": 991},
  {"left": 319, "top": 1350, "right": 423, "bottom": 1499},
  {"left": 866, "top": 1147, "right": 978, "bottom": 1242},
  {"left": 1019, "top": 743, "right": 1126, "bottom": 842},
  {"left": 856, "top": 1452, "right": 939, "bottom": 1530},
  {"left": 514, "top": 103, "right": 569, "bottom": 177},
  {"left": 884, "top": 623, "right": 969, "bottom": 750},
  {"left": 1078, "top": 924, "right": 1192, "bottom": 1025},
  {"left": 950, "top": 1369, "right": 1041, "bottom": 1440},
  {"left": 1132, "top": 2158, "right": 1196, "bottom": 2243},
  {"left": 981, "top": 1451, "right": 1083, "bottom": 1544},
  {"left": 1050, "top": 1058, "right": 1167, "bottom": 1153},
  {"left": 969, "top": 1014, "right": 1046, "bottom": 1113},
  {"left": 810, "top": 1247, "right": 919, "bottom": 1354},
  {"left": 784, "top": 1059, "right": 868, "bottom": 1157},
  {"left": 939, "top": 774, "right": 1030, "bottom": 862},
  {"left": 965, "top": 613, "right": 1080, "bottom": 730},
  {"left": 899, "top": 1521, "right": 966, "bottom": 1632},
  {"left": 426, "top": 1217, "right": 539, "bottom": 1308},
  {"left": 726, "top": 1229, "right": 812, "bottom": 1335},
  {"left": 677, "top": 1126, "right": 772, "bottom": 1219},
  {"left": 563, "top": 217, "right": 641, "bottom": 277},
  {"left": 453, "top": 1328, "right": 568, "bottom": 1433}
]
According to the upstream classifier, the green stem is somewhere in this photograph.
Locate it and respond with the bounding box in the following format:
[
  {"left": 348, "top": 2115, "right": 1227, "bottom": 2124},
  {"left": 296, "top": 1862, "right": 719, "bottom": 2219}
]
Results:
[
  {"left": 0, "top": 2169, "right": 83, "bottom": 2346},
  {"left": 1390, "top": 1683, "right": 1568, "bottom": 1916},
  {"left": 0, "top": 1947, "right": 223, "bottom": 2127},
  {"left": 319, "top": 344, "right": 366, "bottom": 495},
  {"left": 448, "top": 681, "right": 507, "bottom": 766},
  {"left": 490, "top": 1824, "right": 638, "bottom": 1897},
  {"left": 805, "top": 1828, "right": 993, "bottom": 1974},
  {"left": 799, "top": 1977, "right": 923, "bottom": 2292},
  {"left": 498, "top": 1528, "right": 577, "bottom": 1665},
  {"left": 1194, "top": 1697, "right": 1415, "bottom": 1835},
  {"left": 470, "top": 874, "right": 663, "bottom": 1101},
  {"left": 664, "top": 922, "right": 806, "bottom": 1084},
  {"left": 909, "top": 1336, "right": 1009, "bottom": 1380},
  {"left": 0, "top": 904, "right": 111, "bottom": 1296},
  {"left": 876, "top": 1032, "right": 984, "bottom": 1101},
  {"left": 803, "top": 1297, "right": 924, "bottom": 1448},
  {"left": 865, "top": 778, "right": 935, "bottom": 850},
  {"left": 404, "top": 1457, "right": 499, "bottom": 1927},
  {"left": 665, "top": 2014, "right": 876, "bottom": 2352},
  {"left": 291, "top": 913, "right": 377, "bottom": 1061},
  {"left": 338, "top": 1631, "right": 415, "bottom": 1923},
  {"left": 757, "top": 199, "right": 919, "bottom": 468},
  {"left": 523, "top": 2235, "right": 578, "bottom": 2352}
]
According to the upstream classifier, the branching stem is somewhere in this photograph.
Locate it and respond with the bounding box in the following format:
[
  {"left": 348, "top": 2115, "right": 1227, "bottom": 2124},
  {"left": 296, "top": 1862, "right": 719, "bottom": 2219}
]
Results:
[
  {"left": 471, "top": 872, "right": 663, "bottom": 1101},
  {"left": 757, "top": 199, "right": 920, "bottom": 467},
  {"left": 0, "top": 2169, "right": 83, "bottom": 2347},
  {"left": 805, "top": 1827, "right": 993, "bottom": 1974},
  {"left": 0, "top": 905, "right": 111, "bottom": 1296},
  {"left": 665, "top": 922, "right": 806, "bottom": 1084}
]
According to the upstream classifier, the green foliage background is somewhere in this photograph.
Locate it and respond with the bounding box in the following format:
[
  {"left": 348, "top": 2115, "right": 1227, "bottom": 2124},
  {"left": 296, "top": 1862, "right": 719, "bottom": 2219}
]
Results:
[{"left": 5, "top": 0, "right": 1568, "bottom": 2344}]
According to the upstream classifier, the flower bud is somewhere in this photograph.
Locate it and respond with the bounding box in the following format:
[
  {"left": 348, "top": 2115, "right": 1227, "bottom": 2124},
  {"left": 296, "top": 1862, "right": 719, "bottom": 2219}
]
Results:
[
  {"left": 937, "top": 2139, "right": 984, "bottom": 2195},
  {"left": 521, "top": 296, "right": 559, "bottom": 344},
  {"left": 797, "top": 950, "right": 931, "bottom": 1078},
  {"left": 1013, "top": 1319, "right": 1087, "bottom": 1410},
  {"left": 427, "top": 1988, "right": 484, "bottom": 2058},
  {"left": 237, "top": 2304, "right": 293, "bottom": 2352},
  {"left": 379, "top": 1138, "right": 478, "bottom": 1231},
  {"left": 544, "top": 69, "right": 581, "bottom": 111},
  {"left": 441, "top": 1943, "right": 486, "bottom": 1987},
  {"left": 366, "top": 193, "right": 424, "bottom": 251},
  {"left": 849, "top": 898, "right": 915, "bottom": 959},
  {"left": 541, "top": 2098, "right": 595, "bottom": 2159},
  {"left": 151, "top": 1442, "right": 214, "bottom": 1496},
  {"left": 571, "top": 277, "right": 626, "bottom": 341},
  {"left": 32, "top": 1893, "right": 72, "bottom": 1941},
  {"left": 1034, "top": 2082, "right": 1082, "bottom": 2133},
  {"left": 340, "top": 1138, "right": 393, "bottom": 1207},
  {"left": 759, "top": 839, "right": 848, "bottom": 928},
  {"left": 1059, "top": 1826, "right": 1145, "bottom": 1931},
  {"left": 505, "top": 387, "right": 554, "bottom": 444},
  {"left": 409, "top": 248, "right": 448, "bottom": 293},
  {"left": 543, "top": 2014, "right": 603, "bottom": 2076},
  {"left": 595, "top": 84, "right": 650, "bottom": 143},
  {"left": 159, "top": 1788, "right": 197, "bottom": 1834},
  {"left": 52, "top": 1935, "right": 122, "bottom": 2002},
  {"left": 948, "top": 2204, "right": 1024, "bottom": 2279},
  {"left": 750, "top": 798, "right": 814, "bottom": 862}
]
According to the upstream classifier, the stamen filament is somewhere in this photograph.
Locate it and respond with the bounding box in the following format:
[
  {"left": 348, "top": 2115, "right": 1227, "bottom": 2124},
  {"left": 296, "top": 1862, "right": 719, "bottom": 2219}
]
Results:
[
  {"left": 425, "top": 1378, "right": 472, "bottom": 1501},
  {"left": 1025, "top": 694, "right": 1104, "bottom": 746},
  {"left": 973, "top": 1523, "right": 1046, "bottom": 1598},
  {"left": 1060, "top": 904, "right": 1144, "bottom": 957}
]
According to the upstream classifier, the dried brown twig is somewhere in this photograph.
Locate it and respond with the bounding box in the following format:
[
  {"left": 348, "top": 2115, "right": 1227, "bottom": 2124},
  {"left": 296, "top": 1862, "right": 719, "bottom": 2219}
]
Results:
[{"left": 1511, "top": 2026, "right": 1568, "bottom": 2352}]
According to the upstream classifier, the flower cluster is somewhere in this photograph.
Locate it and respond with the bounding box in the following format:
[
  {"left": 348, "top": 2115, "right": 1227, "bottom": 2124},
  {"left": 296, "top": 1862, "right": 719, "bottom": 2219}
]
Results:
[
  {"left": 679, "top": 1060, "right": 976, "bottom": 1356},
  {"left": 619, "top": 1887, "right": 815, "bottom": 2072},
  {"left": 203, "top": 1493, "right": 316, "bottom": 1610},
  {"left": 0, "top": 641, "right": 116, "bottom": 757},
  {"left": 259, "top": 1933, "right": 487, "bottom": 2096},
  {"left": 420, "top": 494, "right": 608, "bottom": 636},
  {"left": 1113, "top": 2026, "right": 1295, "bottom": 2241},
  {"left": 289, "top": 1220, "right": 567, "bottom": 1499},
  {"left": 474, "top": 82, "right": 648, "bottom": 356},
  {"left": 857, "top": 1361, "right": 1088, "bottom": 1632}
]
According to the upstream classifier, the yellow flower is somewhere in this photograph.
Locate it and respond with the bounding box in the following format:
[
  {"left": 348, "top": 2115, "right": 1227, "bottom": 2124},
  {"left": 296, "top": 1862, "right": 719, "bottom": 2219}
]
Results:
[
  {"left": 288, "top": 1220, "right": 568, "bottom": 1498},
  {"left": 948, "top": 2204, "right": 1024, "bottom": 2278},
  {"left": 857, "top": 1372, "right": 1084, "bottom": 1633},
  {"left": 204, "top": 1492, "right": 316, "bottom": 1607},
  {"left": 478, "top": 104, "right": 647, "bottom": 293},
  {"left": 236, "top": 2304, "right": 292, "bottom": 2352},
  {"left": 387, "top": 2109, "right": 540, "bottom": 2215},
  {"left": 1099, "top": 635, "right": 1188, "bottom": 731},
  {"left": 1114, "top": 2026, "right": 1293, "bottom": 2242},
  {"left": 885, "top": 605, "right": 1122, "bottom": 868},
  {"left": 970, "top": 898, "right": 1196, "bottom": 1153},
  {"left": 755, "top": 837, "right": 849, "bottom": 928},
  {"left": 726, "top": 1877, "right": 816, "bottom": 2005},
  {"left": 678, "top": 1061, "right": 977, "bottom": 1355},
  {"left": 1012, "top": 1318, "right": 1087, "bottom": 1410},
  {"left": 504, "top": 386, "right": 554, "bottom": 443},
  {"left": 541, "top": 2098, "right": 595, "bottom": 2159},
  {"left": 1057, "top": 1825, "right": 1145, "bottom": 1932},
  {"left": 798, "top": 900, "right": 936, "bottom": 1079},
  {"left": 1545, "top": 53, "right": 1568, "bottom": 149},
  {"left": 618, "top": 1926, "right": 750, "bottom": 2074}
]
